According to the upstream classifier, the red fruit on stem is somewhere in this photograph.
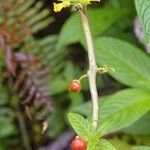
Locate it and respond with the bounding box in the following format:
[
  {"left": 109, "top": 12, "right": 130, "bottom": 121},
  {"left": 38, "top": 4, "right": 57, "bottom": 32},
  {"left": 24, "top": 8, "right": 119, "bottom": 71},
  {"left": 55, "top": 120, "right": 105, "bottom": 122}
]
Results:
[
  {"left": 69, "top": 80, "right": 81, "bottom": 93},
  {"left": 71, "top": 136, "right": 87, "bottom": 150}
]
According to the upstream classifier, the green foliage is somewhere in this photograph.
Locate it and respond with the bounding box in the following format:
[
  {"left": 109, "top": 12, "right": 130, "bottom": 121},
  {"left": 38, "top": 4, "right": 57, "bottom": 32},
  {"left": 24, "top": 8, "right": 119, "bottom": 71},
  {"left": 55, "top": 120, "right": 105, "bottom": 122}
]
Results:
[
  {"left": 8, "top": 0, "right": 53, "bottom": 33},
  {"left": 56, "top": 0, "right": 150, "bottom": 149},
  {"left": 93, "top": 37, "right": 150, "bottom": 137},
  {"left": 57, "top": 8, "right": 129, "bottom": 49},
  {"left": 94, "top": 37, "right": 150, "bottom": 89},
  {"left": 68, "top": 113, "right": 117, "bottom": 150},
  {"left": 0, "top": 116, "right": 16, "bottom": 138},
  {"left": 83, "top": 138, "right": 116, "bottom": 150},
  {"left": 0, "top": 0, "right": 150, "bottom": 149},
  {"left": 0, "top": 87, "right": 16, "bottom": 138},
  {"left": 135, "top": 0, "right": 150, "bottom": 42},
  {"left": 99, "top": 89, "right": 150, "bottom": 134},
  {"left": 21, "top": 35, "right": 63, "bottom": 73},
  {"left": 122, "top": 112, "right": 150, "bottom": 135},
  {"left": 0, "top": 0, "right": 58, "bottom": 149},
  {"left": 106, "top": 0, "right": 135, "bottom": 9},
  {"left": 98, "top": 139, "right": 117, "bottom": 150},
  {"left": 109, "top": 138, "right": 132, "bottom": 150},
  {"left": 73, "top": 89, "right": 150, "bottom": 135},
  {"left": 0, "top": 88, "right": 8, "bottom": 105},
  {"left": 51, "top": 75, "right": 69, "bottom": 95},
  {"left": 68, "top": 113, "right": 92, "bottom": 140},
  {"left": 132, "top": 146, "right": 150, "bottom": 150},
  {"left": 47, "top": 112, "right": 65, "bottom": 138},
  {"left": 86, "top": 138, "right": 100, "bottom": 150}
]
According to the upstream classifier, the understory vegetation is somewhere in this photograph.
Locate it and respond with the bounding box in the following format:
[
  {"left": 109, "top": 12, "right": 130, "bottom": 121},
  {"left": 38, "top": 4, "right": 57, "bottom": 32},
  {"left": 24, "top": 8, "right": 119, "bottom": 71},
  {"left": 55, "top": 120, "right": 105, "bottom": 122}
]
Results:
[{"left": 0, "top": 0, "right": 150, "bottom": 149}]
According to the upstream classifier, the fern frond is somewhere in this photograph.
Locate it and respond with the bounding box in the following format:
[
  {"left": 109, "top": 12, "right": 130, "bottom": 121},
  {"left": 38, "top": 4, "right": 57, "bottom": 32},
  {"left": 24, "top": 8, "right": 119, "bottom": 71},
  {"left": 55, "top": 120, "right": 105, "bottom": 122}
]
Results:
[
  {"left": 21, "top": 35, "right": 65, "bottom": 73},
  {"left": 4, "top": 48, "right": 53, "bottom": 121},
  {"left": 0, "top": 0, "right": 54, "bottom": 41},
  {"left": 0, "top": 0, "right": 59, "bottom": 147}
]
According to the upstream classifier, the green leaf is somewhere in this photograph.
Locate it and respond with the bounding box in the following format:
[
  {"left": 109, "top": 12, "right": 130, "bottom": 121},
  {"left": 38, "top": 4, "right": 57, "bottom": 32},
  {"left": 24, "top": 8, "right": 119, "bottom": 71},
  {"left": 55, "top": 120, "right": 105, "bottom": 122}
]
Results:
[
  {"left": 98, "top": 139, "right": 117, "bottom": 150},
  {"left": 63, "top": 62, "right": 76, "bottom": 81},
  {"left": 73, "top": 89, "right": 150, "bottom": 135},
  {"left": 93, "top": 120, "right": 111, "bottom": 138},
  {"left": 68, "top": 113, "right": 92, "bottom": 140},
  {"left": 0, "top": 87, "right": 8, "bottom": 105},
  {"left": 0, "top": 116, "right": 16, "bottom": 138},
  {"left": 86, "top": 136, "right": 116, "bottom": 150},
  {"left": 133, "top": 81, "right": 150, "bottom": 92},
  {"left": 57, "top": 8, "right": 129, "bottom": 48},
  {"left": 132, "top": 146, "right": 150, "bottom": 150},
  {"left": 109, "top": 138, "right": 131, "bottom": 150},
  {"left": 135, "top": 0, "right": 150, "bottom": 42},
  {"left": 87, "top": 138, "right": 99, "bottom": 150},
  {"left": 51, "top": 76, "right": 68, "bottom": 95},
  {"left": 48, "top": 112, "right": 65, "bottom": 138},
  {"left": 100, "top": 89, "right": 150, "bottom": 134},
  {"left": 122, "top": 112, "right": 150, "bottom": 135},
  {"left": 94, "top": 37, "right": 150, "bottom": 88},
  {"left": 69, "top": 92, "right": 84, "bottom": 108}
]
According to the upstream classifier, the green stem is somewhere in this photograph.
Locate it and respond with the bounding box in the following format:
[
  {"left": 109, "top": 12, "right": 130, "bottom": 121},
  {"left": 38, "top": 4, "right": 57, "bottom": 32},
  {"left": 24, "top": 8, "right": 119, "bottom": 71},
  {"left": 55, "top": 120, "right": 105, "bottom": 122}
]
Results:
[{"left": 79, "top": 74, "right": 88, "bottom": 81}]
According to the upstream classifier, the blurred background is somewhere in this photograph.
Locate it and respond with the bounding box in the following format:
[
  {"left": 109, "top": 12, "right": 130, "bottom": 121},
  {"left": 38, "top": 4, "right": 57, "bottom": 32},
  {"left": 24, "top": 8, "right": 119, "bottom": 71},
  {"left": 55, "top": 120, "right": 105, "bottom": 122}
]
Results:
[{"left": 0, "top": 0, "right": 150, "bottom": 150}]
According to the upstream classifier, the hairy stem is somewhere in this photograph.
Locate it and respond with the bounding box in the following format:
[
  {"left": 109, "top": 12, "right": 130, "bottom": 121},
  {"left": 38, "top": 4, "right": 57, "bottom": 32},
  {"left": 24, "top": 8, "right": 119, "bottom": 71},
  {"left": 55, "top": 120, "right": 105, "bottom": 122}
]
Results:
[{"left": 78, "top": 5, "right": 99, "bottom": 129}]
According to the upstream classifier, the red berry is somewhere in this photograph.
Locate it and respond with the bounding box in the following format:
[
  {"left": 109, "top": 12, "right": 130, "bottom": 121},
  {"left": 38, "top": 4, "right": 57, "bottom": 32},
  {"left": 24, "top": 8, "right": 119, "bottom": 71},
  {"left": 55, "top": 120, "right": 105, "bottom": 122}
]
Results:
[
  {"left": 69, "top": 80, "right": 81, "bottom": 93},
  {"left": 71, "top": 136, "right": 87, "bottom": 150}
]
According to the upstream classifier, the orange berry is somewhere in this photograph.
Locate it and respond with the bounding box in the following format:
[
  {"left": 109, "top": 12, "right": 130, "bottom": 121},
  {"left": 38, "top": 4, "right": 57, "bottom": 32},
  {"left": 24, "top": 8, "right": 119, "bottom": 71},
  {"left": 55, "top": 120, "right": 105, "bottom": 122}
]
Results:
[
  {"left": 71, "top": 136, "right": 87, "bottom": 150},
  {"left": 69, "top": 80, "right": 81, "bottom": 93}
]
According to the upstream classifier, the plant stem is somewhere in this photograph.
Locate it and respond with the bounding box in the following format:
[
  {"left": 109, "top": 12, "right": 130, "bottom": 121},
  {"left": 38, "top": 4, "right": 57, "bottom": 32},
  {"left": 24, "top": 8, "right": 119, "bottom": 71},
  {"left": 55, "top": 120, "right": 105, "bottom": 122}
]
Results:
[
  {"left": 16, "top": 105, "right": 32, "bottom": 150},
  {"left": 79, "top": 74, "right": 88, "bottom": 81},
  {"left": 78, "top": 5, "right": 99, "bottom": 129}
]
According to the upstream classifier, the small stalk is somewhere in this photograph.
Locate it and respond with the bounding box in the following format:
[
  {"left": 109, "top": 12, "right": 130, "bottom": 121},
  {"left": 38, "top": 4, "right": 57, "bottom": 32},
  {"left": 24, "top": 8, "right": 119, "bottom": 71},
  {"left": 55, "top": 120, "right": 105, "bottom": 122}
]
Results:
[
  {"left": 78, "top": 5, "right": 99, "bottom": 129},
  {"left": 16, "top": 105, "right": 32, "bottom": 150},
  {"left": 79, "top": 74, "right": 88, "bottom": 81}
]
